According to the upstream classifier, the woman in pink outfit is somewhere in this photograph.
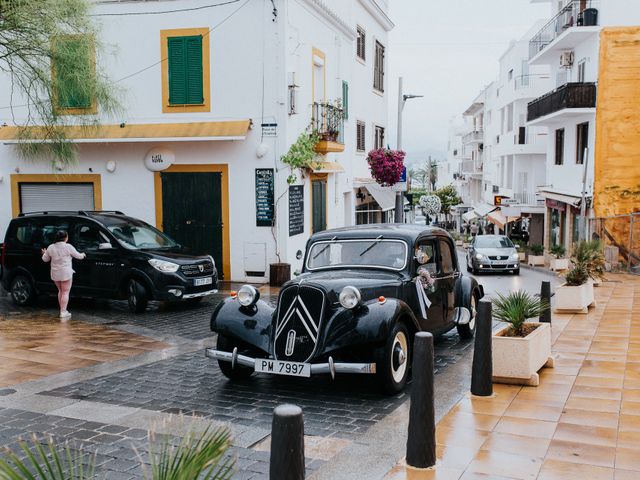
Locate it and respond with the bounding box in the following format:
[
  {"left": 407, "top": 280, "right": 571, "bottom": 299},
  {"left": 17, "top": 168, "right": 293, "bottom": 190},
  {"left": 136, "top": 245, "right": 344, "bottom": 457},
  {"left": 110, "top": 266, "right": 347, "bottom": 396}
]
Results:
[{"left": 41, "top": 230, "right": 86, "bottom": 320}]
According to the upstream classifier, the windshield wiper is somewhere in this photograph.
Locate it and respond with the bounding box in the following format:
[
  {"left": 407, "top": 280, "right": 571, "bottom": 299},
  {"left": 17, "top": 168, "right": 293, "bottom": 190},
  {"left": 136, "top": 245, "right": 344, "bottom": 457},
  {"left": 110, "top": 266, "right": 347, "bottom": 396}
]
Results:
[
  {"left": 359, "top": 235, "right": 383, "bottom": 257},
  {"left": 312, "top": 236, "right": 337, "bottom": 259}
]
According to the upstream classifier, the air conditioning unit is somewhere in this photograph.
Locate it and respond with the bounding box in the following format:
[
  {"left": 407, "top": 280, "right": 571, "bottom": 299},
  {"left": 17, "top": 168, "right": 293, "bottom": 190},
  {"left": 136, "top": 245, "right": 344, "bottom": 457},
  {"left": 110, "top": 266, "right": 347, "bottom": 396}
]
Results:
[{"left": 560, "top": 51, "right": 574, "bottom": 68}]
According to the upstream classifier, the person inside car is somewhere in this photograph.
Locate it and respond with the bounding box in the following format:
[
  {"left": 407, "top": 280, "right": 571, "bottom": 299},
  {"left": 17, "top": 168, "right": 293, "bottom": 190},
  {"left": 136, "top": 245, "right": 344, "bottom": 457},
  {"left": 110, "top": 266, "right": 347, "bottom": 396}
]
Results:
[{"left": 41, "top": 230, "right": 86, "bottom": 320}]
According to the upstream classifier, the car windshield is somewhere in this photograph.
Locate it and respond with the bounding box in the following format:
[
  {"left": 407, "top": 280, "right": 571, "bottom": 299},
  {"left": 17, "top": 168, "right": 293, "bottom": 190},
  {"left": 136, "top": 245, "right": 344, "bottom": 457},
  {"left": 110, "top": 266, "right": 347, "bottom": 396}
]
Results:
[
  {"left": 107, "top": 223, "right": 177, "bottom": 250},
  {"left": 306, "top": 239, "right": 408, "bottom": 271},
  {"left": 474, "top": 236, "right": 514, "bottom": 249}
]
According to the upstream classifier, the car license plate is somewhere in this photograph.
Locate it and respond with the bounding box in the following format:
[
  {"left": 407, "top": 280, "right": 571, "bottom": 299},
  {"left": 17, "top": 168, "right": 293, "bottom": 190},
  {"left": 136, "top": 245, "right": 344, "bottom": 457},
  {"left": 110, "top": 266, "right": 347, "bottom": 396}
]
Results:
[
  {"left": 254, "top": 359, "right": 311, "bottom": 378},
  {"left": 194, "top": 277, "right": 213, "bottom": 287}
]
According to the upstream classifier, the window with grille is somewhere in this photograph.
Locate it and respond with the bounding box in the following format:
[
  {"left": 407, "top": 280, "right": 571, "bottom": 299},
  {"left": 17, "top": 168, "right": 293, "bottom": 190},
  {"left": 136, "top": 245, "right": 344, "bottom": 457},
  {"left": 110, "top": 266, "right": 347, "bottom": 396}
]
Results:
[
  {"left": 356, "top": 121, "right": 366, "bottom": 152},
  {"left": 373, "top": 41, "right": 385, "bottom": 92},
  {"left": 356, "top": 26, "right": 366, "bottom": 61},
  {"left": 374, "top": 125, "right": 385, "bottom": 149}
]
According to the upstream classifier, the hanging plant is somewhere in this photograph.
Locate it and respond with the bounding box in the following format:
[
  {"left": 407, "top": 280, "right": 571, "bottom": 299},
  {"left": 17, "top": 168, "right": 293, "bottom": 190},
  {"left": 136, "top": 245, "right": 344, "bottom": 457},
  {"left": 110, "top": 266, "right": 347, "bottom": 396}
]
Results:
[
  {"left": 367, "top": 148, "right": 406, "bottom": 186},
  {"left": 281, "top": 130, "right": 320, "bottom": 184}
]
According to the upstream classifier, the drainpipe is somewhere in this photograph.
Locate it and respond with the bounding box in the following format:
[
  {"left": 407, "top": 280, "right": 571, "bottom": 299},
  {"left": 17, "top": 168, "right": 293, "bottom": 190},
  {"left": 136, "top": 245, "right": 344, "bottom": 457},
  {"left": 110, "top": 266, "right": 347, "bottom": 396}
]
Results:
[{"left": 579, "top": 145, "right": 589, "bottom": 241}]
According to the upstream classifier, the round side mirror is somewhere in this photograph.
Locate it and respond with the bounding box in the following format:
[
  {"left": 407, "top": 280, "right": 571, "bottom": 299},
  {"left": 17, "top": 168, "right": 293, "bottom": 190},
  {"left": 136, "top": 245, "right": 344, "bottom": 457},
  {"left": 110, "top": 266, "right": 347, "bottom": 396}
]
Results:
[{"left": 296, "top": 250, "right": 303, "bottom": 260}]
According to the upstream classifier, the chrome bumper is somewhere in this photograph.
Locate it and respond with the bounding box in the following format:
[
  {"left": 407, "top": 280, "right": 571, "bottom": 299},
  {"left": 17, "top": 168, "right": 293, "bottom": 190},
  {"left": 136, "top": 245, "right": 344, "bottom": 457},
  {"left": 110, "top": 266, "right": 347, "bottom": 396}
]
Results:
[
  {"left": 205, "top": 348, "right": 377, "bottom": 378},
  {"left": 182, "top": 288, "right": 218, "bottom": 299}
]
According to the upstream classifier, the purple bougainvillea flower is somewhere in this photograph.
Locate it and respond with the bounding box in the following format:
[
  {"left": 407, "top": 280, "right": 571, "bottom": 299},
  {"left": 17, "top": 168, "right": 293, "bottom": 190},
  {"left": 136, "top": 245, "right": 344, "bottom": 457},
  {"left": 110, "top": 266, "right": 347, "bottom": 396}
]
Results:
[{"left": 367, "top": 148, "right": 406, "bottom": 186}]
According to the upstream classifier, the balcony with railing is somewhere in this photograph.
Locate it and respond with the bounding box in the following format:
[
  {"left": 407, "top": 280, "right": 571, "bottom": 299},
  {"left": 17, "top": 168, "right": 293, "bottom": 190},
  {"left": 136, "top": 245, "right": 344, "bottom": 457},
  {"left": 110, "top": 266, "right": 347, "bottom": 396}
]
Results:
[
  {"left": 527, "top": 82, "right": 596, "bottom": 123},
  {"left": 462, "top": 129, "right": 483, "bottom": 145},
  {"left": 312, "top": 102, "right": 345, "bottom": 154},
  {"left": 529, "top": 0, "right": 599, "bottom": 62},
  {"left": 513, "top": 192, "right": 545, "bottom": 206}
]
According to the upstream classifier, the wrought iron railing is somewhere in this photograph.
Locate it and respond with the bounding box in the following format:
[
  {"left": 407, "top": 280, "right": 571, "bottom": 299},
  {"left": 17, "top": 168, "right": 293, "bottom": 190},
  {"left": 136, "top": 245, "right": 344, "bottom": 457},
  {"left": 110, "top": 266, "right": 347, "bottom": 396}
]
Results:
[
  {"left": 312, "top": 102, "right": 345, "bottom": 144},
  {"left": 529, "top": 0, "right": 599, "bottom": 59},
  {"left": 527, "top": 82, "right": 596, "bottom": 122}
]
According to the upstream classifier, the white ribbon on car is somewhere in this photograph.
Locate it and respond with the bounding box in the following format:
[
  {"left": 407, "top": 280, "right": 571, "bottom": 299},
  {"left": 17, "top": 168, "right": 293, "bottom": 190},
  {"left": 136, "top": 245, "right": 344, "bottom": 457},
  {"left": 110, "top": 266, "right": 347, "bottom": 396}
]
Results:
[{"left": 415, "top": 277, "right": 432, "bottom": 319}]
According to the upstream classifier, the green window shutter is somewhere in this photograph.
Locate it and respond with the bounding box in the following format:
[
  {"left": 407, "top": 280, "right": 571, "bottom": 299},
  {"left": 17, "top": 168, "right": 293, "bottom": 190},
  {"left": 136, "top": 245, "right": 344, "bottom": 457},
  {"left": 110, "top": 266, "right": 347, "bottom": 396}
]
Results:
[
  {"left": 185, "top": 36, "right": 203, "bottom": 104},
  {"left": 342, "top": 81, "right": 349, "bottom": 120},
  {"left": 168, "top": 35, "right": 203, "bottom": 105},
  {"left": 168, "top": 37, "right": 187, "bottom": 104},
  {"left": 55, "top": 37, "right": 93, "bottom": 109}
]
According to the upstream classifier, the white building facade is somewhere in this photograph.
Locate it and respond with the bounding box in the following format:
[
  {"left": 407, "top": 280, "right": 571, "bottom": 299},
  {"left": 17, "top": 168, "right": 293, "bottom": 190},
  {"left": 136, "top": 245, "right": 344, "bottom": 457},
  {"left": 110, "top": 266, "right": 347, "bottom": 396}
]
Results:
[{"left": 0, "top": 0, "right": 393, "bottom": 282}]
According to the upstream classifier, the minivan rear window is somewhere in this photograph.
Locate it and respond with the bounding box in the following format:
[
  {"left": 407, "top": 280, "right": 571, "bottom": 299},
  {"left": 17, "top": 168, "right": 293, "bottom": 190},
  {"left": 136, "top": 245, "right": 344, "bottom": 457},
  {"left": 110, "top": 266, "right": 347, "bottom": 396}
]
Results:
[{"left": 8, "top": 221, "right": 69, "bottom": 248}]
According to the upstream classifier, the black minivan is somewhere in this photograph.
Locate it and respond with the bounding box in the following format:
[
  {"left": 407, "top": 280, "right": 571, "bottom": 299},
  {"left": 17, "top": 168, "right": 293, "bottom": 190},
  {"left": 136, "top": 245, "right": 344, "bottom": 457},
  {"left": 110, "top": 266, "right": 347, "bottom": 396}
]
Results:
[{"left": 0, "top": 211, "right": 218, "bottom": 313}]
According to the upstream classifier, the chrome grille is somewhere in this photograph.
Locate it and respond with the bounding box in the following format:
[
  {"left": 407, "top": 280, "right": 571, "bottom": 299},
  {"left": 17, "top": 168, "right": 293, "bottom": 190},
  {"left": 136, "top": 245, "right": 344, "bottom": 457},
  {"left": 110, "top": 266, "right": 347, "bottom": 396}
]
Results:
[
  {"left": 180, "top": 261, "right": 214, "bottom": 277},
  {"left": 274, "top": 285, "right": 325, "bottom": 362}
]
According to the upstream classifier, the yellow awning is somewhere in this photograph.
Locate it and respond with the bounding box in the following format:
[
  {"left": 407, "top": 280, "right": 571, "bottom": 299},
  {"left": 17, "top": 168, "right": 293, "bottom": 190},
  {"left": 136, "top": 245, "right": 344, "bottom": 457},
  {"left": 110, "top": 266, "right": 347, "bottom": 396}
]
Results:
[
  {"left": 0, "top": 120, "right": 251, "bottom": 143},
  {"left": 312, "top": 161, "right": 345, "bottom": 173}
]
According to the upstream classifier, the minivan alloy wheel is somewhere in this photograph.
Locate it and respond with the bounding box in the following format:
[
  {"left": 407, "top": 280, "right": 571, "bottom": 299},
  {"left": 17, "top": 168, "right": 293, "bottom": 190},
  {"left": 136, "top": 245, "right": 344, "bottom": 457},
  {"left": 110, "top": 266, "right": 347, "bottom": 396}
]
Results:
[{"left": 10, "top": 276, "right": 33, "bottom": 306}]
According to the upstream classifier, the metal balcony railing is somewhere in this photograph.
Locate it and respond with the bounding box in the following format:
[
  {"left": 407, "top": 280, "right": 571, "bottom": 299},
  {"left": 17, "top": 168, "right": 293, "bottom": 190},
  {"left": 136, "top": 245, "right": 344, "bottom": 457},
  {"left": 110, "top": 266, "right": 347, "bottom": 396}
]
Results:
[
  {"left": 529, "top": 0, "right": 599, "bottom": 59},
  {"left": 462, "top": 130, "right": 483, "bottom": 144},
  {"left": 312, "top": 102, "right": 345, "bottom": 144},
  {"left": 513, "top": 192, "right": 545, "bottom": 206},
  {"left": 527, "top": 82, "right": 596, "bottom": 122}
]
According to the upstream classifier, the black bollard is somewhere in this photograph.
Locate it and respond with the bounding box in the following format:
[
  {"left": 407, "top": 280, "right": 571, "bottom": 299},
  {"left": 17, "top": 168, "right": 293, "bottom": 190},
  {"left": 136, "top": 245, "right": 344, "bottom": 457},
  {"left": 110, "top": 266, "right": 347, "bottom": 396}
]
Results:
[
  {"left": 539, "top": 281, "right": 552, "bottom": 323},
  {"left": 270, "top": 404, "right": 305, "bottom": 480},
  {"left": 471, "top": 300, "right": 493, "bottom": 397},
  {"left": 406, "top": 332, "right": 436, "bottom": 469}
]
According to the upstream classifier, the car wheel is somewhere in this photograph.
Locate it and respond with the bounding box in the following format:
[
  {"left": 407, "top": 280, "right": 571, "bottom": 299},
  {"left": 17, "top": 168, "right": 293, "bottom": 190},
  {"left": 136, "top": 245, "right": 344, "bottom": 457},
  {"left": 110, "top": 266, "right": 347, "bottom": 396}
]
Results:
[
  {"left": 10, "top": 275, "right": 35, "bottom": 306},
  {"left": 376, "top": 323, "right": 410, "bottom": 394},
  {"left": 466, "top": 257, "right": 472, "bottom": 273},
  {"left": 457, "top": 291, "right": 478, "bottom": 340},
  {"left": 513, "top": 268, "right": 520, "bottom": 276},
  {"left": 127, "top": 279, "right": 148, "bottom": 314},
  {"left": 216, "top": 334, "right": 254, "bottom": 380}
]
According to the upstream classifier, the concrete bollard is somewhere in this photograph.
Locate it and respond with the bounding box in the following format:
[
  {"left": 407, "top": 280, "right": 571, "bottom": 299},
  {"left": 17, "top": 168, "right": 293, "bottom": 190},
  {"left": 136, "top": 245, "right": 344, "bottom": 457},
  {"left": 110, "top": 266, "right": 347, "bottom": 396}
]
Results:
[
  {"left": 406, "top": 332, "right": 436, "bottom": 469},
  {"left": 270, "top": 404, "right": 305, "bottom": 480},
  {"left": 471, "top": 300, "right": 493, "bottom": 397},
  {"left": 539, "top": 281, "right": 552, "bottom": 323}
]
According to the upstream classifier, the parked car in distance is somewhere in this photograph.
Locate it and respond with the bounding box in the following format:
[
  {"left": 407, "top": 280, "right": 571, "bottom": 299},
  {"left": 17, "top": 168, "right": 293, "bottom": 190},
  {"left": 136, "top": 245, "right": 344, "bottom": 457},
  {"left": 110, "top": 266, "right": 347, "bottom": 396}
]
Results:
[
  {"left": 1, "top": 211, "right": 218, "bottom": 312},
  {"left": 414, "top": 214, "right": 426, "bottom": 224},
  {"left": 206, "top": 224, "right": 484, "bottom": 394},
  {"left": 466, "top": 234, "right": 520, "bottom": 275}
]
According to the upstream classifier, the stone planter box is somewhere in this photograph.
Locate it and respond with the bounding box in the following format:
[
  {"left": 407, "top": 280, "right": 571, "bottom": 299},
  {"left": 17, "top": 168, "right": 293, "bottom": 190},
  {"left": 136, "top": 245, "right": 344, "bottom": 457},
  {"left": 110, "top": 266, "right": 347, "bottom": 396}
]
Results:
[
  {"left": 455, "top": 240, "right": 463, "bottom": 247},
  {"left": 518, "top": 252, "right": 526, "bottom": 261},
  {"left": 492, "top": 322, "right": 553, "bottom": 387},
  {"left": 527, "top": 255, "right": 545, "bottom": 266},
  {"left": 555, "top": 282, "right": 595, "bottom": 313},
  {"left": 550, "top": 258, "right": 569, "bottom": 271}
]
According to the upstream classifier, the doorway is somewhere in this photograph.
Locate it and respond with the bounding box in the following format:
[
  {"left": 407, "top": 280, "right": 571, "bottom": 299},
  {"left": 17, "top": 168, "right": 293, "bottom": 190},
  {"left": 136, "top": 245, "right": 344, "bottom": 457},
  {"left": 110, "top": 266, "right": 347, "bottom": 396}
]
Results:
[{"left": 154, "top": 165, "right": 230, "bottom": 279}]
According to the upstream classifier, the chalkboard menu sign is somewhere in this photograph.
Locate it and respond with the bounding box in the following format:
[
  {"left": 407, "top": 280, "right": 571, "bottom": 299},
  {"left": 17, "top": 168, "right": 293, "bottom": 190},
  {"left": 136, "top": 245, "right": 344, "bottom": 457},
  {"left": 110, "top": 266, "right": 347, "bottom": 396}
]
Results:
[
  {"left": 255, "top": 168, "right": 274, "bottom": 227},
  {"left": 289, "top": 185, "right": 304, "bottom": 236}
]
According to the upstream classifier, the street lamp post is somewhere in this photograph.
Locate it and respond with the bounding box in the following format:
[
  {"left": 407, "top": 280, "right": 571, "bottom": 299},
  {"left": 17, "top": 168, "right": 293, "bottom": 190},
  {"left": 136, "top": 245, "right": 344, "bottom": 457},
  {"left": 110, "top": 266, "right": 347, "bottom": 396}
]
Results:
[{"left": 395, "top": 76, "right": 423, "bottom": 223}]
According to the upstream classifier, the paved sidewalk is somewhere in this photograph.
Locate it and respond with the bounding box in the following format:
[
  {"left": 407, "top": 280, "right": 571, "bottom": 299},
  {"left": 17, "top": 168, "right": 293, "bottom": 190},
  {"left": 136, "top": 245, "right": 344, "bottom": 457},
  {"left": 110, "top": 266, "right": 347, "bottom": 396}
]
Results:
[{"left": 384, "top": 274, "right": 640, "bottom": 480}]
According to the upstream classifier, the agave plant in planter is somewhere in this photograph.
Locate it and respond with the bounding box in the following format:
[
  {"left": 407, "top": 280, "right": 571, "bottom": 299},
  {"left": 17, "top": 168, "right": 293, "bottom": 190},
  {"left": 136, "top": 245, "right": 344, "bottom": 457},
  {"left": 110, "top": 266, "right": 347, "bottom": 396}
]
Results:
[
  {"left": 527, "top": 244, "right": 545, "bottom": 266},
  {"left": 549, "top": 244, "right": 568, "bottom": 271},
  {"left": 491, "top": 290, "right": 553, "bottom": 386},
  {"left": 554, "top": 240, "right": 601, "bottom": 313}
]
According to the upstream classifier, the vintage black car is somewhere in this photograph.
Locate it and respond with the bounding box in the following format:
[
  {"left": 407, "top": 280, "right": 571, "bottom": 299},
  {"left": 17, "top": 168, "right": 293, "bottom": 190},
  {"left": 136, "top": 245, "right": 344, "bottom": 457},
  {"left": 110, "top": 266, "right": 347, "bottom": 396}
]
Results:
[{"left": 205, "top": 225, "right": 484, "bottom": 393}]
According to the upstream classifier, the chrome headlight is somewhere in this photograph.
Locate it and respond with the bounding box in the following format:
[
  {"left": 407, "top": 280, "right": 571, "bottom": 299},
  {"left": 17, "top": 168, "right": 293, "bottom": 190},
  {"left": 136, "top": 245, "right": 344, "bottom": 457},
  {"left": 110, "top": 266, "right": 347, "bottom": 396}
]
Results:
[
  {"left": 511, "top": 253, "right": 520, "bottom": 260},
  {"left": 339, "top": 286, "right": 361, "bottom": 309},
  {"left": 475, "top": 253, "right": 484, "bottom": 260},
  {"left": 207, "top": 255, "right": 216, "bottom": 268},
  {"left": 237, "top": 284, "right": 260, "bottom": 307},
  {"left": 148, "top": 259, "right": 179, "bottom": 273}
]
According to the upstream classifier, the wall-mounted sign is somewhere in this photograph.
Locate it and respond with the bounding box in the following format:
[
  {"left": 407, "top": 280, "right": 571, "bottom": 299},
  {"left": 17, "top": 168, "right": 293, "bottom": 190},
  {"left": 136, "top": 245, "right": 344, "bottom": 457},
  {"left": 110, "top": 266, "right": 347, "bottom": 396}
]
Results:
[
  {"left": 289, "top": 185, "right": 304, "bottom": 236},
  {"left": 261, "top": 123, "right": 278, "bottom": 137},
  {"left": 144, "top": 147, "right": 175, "bottom": 172},
  {"left": 255, "top": 168, "right": 274, "bottom": 227}
]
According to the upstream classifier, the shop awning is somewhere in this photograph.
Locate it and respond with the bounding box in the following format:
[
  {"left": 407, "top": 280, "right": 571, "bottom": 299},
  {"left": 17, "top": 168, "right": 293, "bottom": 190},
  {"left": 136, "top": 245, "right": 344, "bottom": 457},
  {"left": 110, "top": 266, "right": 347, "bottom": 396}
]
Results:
[
  {"left": 312, "top": 161, "right": 345, "bottom": 173},
  {"left": 487, "top": 210, "right": 508, "bottom": 230},
  {"left": 462, "top": 210, "right": 478, "bottom": 222},
  {"left": 0, "top": 120, "right": 251, "bottom": 144},
  {"left": 473, "top": 203, "right": 498, "bottom": 217},
  {"left": 364, "top": 183, "right": 396, "bottom": 211},
  {"left": 537, "top": 189, "right": 583, "bottom": 207}
]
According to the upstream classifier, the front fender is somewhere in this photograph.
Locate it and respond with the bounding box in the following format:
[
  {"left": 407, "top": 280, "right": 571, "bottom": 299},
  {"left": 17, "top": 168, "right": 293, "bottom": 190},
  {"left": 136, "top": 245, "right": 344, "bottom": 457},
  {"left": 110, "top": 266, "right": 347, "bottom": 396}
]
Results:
[
  {"left": 210, "top": 297, "right": 274, "bottom": 354},
  {"left": 317, "top": 298, "right": 419, "bottom": 357},
  {"left": 454, "top": 275, "right": 482, "bottom": 308}
]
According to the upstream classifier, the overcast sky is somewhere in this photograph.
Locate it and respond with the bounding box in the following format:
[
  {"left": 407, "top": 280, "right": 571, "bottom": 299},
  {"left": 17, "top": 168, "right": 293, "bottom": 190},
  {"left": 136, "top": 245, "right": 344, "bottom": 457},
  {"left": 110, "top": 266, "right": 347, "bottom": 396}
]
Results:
[{"left": 387, "top": 0, "right": 550, "bottom": 166}]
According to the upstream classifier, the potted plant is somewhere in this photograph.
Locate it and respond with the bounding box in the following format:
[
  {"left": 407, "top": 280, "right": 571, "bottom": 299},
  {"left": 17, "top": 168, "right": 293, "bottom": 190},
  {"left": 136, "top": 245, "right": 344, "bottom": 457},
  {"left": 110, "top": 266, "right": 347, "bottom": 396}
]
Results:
[
  {"left": 451, "top": 231, "right": 463, "bottom": 247},
  {"left": 555, "top": 263, "right": 592, "bottom": 313},
  {"left": 367, "top": 148, "right": 406, "bottom": 187},
  {"left": 491, "top": 290, "right": 553, "bottom": 386},
  {"left": 527, "top": 244, "right": 545, "bottom": 266},
  {"left": 549, "top": 244, "right": 568, "bottom": 271},
  {"left": 582, "top": 240, "right": 606, "bottom": 286},
  {"left": 513, "top": 242, "right": 526, "bottom": 261},
  {"left": 462, "top": 235, "right": 472, "bottom": 249}
]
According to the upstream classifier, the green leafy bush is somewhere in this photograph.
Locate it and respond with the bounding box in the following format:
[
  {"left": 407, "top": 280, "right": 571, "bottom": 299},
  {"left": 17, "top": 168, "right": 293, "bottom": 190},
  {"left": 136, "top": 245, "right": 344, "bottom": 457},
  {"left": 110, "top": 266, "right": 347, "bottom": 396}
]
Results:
[
  {"left": 530, "top": 244, "right": 544, "bottom": 256},
  {"left": 565, "top": 263, "right": 589, "bottom": 286},
  {"left": 281, "top": 131, "right": 320, "bottom": 184},
  {"left": 549, "top": 244, "right": 566, "bottom": 258},
  {"left": 492, "top": 290, "right": 549, "bottom": 337}
]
